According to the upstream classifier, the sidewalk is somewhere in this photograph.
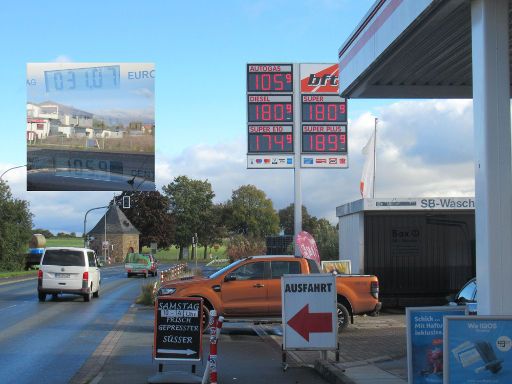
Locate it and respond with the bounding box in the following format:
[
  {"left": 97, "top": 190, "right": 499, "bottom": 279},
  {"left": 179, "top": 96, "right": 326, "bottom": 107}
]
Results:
[{"left": 71, "top": 305, "right": 407, "bottom": 384}]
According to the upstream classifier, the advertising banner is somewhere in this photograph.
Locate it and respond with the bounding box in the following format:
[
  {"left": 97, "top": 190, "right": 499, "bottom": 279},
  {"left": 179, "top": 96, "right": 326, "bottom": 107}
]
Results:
[
  {"left": 295, "top": 231, "right": 320, "bottom": 265},
  {"left": 406, "top": 306, "right": 466, "bottom": 383},
  {"left": 444, "top": 316, "right": 512, "bottom": 383}
]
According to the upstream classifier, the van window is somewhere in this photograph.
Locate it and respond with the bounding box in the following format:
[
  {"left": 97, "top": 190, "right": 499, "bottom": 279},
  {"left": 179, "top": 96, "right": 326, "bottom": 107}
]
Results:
[
  {"left": 42, "top": 249, "right": 85, "bottom": 266},
  {"left": 87, "top": 252, "right": 96, "bottom": 267}
]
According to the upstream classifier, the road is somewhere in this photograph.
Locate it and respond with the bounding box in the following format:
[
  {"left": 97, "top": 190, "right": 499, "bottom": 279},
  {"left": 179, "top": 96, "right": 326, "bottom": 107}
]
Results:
[{"left": 0, "top": 264, "right": 164, "bottom": 384}]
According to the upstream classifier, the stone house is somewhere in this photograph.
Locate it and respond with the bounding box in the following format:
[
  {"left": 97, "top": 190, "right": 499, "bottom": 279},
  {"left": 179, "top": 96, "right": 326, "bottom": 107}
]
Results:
[{"left": 87, "top": 205, "right": 140, "bottom": 263}]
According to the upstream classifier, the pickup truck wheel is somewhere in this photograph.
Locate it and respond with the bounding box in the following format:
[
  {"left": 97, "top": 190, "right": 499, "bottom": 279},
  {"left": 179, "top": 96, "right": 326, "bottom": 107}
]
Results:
[
  {"left": 201, "top": 304, "right": 212, "bottom": 333},
  {"left": 336, "top": 303, "right": 350, "bottom": 331}
]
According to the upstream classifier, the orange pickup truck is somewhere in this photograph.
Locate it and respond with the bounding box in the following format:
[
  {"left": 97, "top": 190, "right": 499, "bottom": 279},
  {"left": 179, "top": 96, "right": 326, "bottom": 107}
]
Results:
[{"left": 158, "top": 255, "right": 381, "bottom": 330}]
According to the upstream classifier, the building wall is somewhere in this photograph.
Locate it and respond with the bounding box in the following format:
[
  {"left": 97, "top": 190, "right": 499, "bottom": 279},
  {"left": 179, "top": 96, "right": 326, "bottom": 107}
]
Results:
[
  {"left": 90, "top": 234, "right": 139, "bottom": 263},
  {"left": 338, "top": 212, "right": 364, "bottom": 274}
]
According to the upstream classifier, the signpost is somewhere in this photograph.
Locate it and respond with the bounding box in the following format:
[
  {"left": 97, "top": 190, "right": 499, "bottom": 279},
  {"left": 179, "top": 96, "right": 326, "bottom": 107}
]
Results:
[
  {"left": 246, "top": 63, "right": 348, "bottom": 253},
  {"left": 282, "top": 274, "right": 337, "bottom": 351},
  {"left": 154, "top": 297, "right": 203, "bottom": 361}
]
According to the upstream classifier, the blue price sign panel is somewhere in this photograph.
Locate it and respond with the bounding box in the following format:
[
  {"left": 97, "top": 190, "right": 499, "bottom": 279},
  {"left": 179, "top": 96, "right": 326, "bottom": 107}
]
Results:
[
  {"left": 27, "top": 63, "right": 155, "bottom": 191},
  {"left": 406, "top": 306, "right": 466, "bottom": 384},
  {"left": 444, "top": 316, "right": 512, "bottom": 384}
]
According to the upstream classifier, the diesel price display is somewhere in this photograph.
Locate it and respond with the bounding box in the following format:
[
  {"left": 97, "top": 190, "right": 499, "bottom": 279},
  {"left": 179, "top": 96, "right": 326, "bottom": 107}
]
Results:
[{"left": 247, "top": 95, "right": 293, "bottom": 123}]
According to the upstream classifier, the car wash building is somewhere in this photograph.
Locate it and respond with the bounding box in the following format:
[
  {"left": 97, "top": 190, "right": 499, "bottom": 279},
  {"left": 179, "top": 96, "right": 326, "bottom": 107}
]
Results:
[{"left": 337, "top": 197, "right": 475, "bottom": 307}]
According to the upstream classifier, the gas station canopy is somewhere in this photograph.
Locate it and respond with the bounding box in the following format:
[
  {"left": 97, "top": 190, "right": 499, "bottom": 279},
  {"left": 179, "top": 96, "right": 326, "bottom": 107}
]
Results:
[{"left": 337, "top": 0, "right": 512, "bottom": 98}]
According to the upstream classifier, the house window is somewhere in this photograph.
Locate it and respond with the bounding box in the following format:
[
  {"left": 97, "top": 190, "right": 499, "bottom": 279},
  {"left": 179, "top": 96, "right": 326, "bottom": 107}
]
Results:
[{"left": 37, "top": 124, "right": 44, "bottom": 130}]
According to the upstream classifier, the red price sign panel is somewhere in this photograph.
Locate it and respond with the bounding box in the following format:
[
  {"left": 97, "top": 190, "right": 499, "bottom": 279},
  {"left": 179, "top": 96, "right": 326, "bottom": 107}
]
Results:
[
  {"left": 248, "top": 125, "right": 293, "bottom": 153},
  {"left": 247, "top": 64, "right": 293, "bottom": 93},
  {"left": 248, "top": 95, "right": 293, "bottom": 123},
  {"left": 301, "top": 95, "right": 346, "bottom": 123},
  {"left": 302, "top": 125, "right": 347, "bottom": 153}
]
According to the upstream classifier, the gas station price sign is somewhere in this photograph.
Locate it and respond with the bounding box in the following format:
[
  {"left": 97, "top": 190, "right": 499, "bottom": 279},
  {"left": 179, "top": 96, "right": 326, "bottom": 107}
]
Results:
[
  {"left": 301, "top": 95, "right": 347, "bottom": 123},
  {"left": 247, "top": 64, "right": 293, "bottom": 93},
  {"left": 248, "top": 125, "right": 293, "bottom": 153},
  {"left": 302, "top": 125, "right": 347, "bottom": 153},
  {"left": 247, "top": 95, "right": 293, "bottom": 123}
]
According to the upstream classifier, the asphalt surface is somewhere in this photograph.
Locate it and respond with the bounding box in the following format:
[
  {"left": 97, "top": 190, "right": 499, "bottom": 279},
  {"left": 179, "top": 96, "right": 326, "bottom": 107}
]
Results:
[{"left": 0, "top": 264, "right": 169, "bottom": 384}]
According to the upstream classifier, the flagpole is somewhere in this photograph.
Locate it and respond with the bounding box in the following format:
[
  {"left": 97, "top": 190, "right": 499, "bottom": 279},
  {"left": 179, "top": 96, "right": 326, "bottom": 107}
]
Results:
[{"left": 373, "top": 118, "right": 377, "bottom": 198}]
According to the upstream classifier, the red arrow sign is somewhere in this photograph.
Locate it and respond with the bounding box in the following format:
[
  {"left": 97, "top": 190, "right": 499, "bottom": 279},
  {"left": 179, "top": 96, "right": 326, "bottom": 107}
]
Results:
[{"left": 287, "top": 304, "right": 332, "bottom": 341}]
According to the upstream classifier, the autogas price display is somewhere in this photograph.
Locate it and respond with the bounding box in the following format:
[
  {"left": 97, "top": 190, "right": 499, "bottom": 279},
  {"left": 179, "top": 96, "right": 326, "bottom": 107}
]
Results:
[
  {"left": 247, "top": 95, "right": 293, "bottom": 123},
  {"left": 248, "top": 125, "right": 293, "bottom": 153},
  {"left": 301, "top": 95, "right": 347, "bottom": 123},
  {"left": 44, "top": 65, "right": 121, "bottom": 92},
  {"left": 247, "top": 64, "right": 293, "bottom": 92},
  {"left": 302, "top": 125, "right": 347, "bottom": 153}
]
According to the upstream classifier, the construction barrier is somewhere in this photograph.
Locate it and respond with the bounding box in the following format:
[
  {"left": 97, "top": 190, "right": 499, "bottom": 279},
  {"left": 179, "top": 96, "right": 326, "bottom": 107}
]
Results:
[{"left": 202, "top": 311, "right": 224, "bottom": 384}]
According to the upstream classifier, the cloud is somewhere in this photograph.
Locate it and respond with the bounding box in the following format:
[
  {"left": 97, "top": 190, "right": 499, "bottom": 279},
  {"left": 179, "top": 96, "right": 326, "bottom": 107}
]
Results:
[
  {"left": 5, "top": 99, "right": 476, "bottom": 234},
  {"left": 53, "top": 55, "right": 73, "bottom": 63}
]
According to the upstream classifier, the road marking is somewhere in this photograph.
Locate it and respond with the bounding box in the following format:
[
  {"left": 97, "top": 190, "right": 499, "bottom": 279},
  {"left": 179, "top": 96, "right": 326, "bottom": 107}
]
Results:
[{"left": 0, "top": 304, "right": 17, "bottom": 312}]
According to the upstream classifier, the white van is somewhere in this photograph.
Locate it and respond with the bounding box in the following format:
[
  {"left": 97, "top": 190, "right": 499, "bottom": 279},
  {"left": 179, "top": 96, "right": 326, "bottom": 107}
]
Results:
[{"left": 38, "top": 247, "right": 101, "bottom": 302}]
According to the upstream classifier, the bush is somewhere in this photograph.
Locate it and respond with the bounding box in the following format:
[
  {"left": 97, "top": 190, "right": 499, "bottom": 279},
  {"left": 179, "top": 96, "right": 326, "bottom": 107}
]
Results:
[
  {"left": 225, "top": 235, "right": 266, "bottom": 262},
  {"left": 136, "top": 281, "right": 157, "bottom": 306}
]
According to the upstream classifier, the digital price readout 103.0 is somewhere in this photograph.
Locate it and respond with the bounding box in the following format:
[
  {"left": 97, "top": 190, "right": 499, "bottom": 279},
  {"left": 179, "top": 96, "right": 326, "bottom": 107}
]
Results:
[
  {"left": 248, "top": 125, "right": 293, "bottom": 153},
  {"left": 247, "top": 64, "right": 293, "bottom": 92},
  {"left": 44, "top": 65, "right": 121, "bottom": 92}
]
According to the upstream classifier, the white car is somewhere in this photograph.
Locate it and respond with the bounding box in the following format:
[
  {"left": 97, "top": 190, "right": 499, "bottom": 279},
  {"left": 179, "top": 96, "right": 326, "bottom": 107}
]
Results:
[{"left": 38, "top": 247, "right": 101, "bottom": 302}]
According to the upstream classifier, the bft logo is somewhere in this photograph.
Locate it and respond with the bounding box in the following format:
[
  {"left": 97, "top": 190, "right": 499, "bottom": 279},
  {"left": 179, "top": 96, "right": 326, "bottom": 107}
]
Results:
[{"left": 308, "top": 73, "right": 338, "bottom": 87}]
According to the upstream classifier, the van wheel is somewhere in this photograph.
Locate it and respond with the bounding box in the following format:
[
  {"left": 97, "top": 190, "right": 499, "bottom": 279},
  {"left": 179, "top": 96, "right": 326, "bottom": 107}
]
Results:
[
  {"left": 336, "top": 303, "right": 350, "bottom": 331},
  {"left": 93, "top": 286, "right": 100, "bottom": 298},
  {"left": 127, "top": 273, "right": 131, "bottom": 278},
  {"left": 38, "top": 292, "right": 46, "bottom": 302},
  {"left": 52, "top": 293, "right": 58, "bottom": 300},
  {"left": 84, "top": 292, "right": 92, "bottom": 302},
  {"left": 144, "top": 272, "right": 148, "bottom": 278}
]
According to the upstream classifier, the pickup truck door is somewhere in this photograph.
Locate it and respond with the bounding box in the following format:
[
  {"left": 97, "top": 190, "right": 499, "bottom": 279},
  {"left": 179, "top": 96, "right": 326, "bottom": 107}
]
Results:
[
  {"left": 267, "top": 260, "right": 302, "bottom": 315},
  {"left": 221, "top": 261, "right": 270, "bottom": 316}
]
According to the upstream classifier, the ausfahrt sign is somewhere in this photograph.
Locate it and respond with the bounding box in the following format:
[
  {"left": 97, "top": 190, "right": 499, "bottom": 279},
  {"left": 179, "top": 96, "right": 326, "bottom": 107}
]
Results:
[
  {"left": 282, "top": 274, "right": 337, "bottom": 350},
  {"left": 154, "top": 297, "right": 203, "bottom": 361}
]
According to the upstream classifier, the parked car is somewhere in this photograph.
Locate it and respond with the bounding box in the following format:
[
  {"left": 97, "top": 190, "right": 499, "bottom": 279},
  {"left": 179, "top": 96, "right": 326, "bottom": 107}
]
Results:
[
  {"left": 158, "top": 255, "right": 381, "bottom": 331},
  {"left": 38, "top": 247, "right": 102, "bottom": 302},
  {"left": 448, "top": 277, "right": 476, "bottom": 305}
]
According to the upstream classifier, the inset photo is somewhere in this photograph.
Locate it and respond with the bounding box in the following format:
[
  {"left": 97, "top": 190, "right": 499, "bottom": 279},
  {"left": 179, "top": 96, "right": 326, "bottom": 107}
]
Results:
[{"left": 26, "top": 63, "right": 155, "bottom": 191}]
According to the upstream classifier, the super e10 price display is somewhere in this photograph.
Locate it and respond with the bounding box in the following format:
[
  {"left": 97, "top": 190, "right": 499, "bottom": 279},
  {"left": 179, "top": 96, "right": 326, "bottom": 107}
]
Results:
[{"left": 248, "top": 133, "right": 293, "bottom": 153}]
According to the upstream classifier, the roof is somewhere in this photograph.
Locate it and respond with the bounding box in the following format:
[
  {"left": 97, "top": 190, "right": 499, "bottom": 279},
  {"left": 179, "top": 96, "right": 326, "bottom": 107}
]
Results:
[
  {"left": 38, "top": 101, "right": 93, "bottom": 118},
  {"left": 337, "top": 197, "right": 475, "bottom": 217},
  {"left": 87, "top": 205, "right": 140, "bottom": 236},
  {"left": 337, "top": 0, "right": 512, "bottom": 98}
]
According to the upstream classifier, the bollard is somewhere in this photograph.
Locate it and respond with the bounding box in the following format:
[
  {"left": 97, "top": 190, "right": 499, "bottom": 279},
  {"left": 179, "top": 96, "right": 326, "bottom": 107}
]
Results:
[{"left": 209, "top": 315, "right": 224, "bottom": 384}]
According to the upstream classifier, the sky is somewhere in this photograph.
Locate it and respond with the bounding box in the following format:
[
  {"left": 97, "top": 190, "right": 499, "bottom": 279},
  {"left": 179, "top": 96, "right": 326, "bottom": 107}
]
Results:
[{"left": 1, "top": 0, "right": 475, "bottom": 235}]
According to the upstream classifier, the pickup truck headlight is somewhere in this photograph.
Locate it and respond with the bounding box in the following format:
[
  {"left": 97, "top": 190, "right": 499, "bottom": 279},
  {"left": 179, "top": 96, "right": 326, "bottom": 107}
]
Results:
[{"left": 159, "top": 287, "right": 176, "bottom": 296}]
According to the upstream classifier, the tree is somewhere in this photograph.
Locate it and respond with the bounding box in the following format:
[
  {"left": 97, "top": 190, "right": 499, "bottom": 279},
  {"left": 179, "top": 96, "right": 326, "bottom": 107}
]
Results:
[
  {"left": 113, "top": 191, "right": 175, "bottom": 252},
  {"left": 32, "top": 228, "right": 54, "bottom": 238},
  {"left": 278, "top": 204, "right": 318, "bottom": 236},
  {"left": 0, "top": 181, "right": 33, "bottom": 270},
  {"left": 225, "top": 185, "right": 279, "bottom": 239},
  {"left": 163, "top": 176, "right": 215, "bottom": 259},
  {"left": 311, "top": 218, "right": 339, "bottom": 261},
  {"left": 198, "top": 203, "right": 228, "bottom": 259}
]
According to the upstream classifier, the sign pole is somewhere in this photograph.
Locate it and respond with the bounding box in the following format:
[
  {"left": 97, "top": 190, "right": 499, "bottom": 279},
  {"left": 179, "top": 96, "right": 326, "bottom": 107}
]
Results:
[{"left": 293, "top": 63, "right": 302, "bottom": 255}]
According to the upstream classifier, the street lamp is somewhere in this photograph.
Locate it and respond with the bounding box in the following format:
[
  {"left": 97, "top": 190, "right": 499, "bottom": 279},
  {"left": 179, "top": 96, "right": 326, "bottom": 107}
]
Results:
[
  {"left": 0, "top": 164, "right": 27, "bottom": 180},
  {"left": 83, "top": 205, "right": 109, "bottom": 247}
]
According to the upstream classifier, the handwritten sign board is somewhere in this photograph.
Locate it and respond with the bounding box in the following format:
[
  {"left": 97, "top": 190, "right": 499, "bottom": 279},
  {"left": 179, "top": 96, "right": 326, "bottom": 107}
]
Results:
[{"left": 154, "top": 297, "right": 203, "bottom": 361}]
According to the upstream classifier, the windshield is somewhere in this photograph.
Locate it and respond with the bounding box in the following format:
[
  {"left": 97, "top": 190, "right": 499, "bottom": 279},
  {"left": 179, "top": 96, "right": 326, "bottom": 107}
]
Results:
[{"left": 208, "top": 259, "right": 244, "bottom": 279}]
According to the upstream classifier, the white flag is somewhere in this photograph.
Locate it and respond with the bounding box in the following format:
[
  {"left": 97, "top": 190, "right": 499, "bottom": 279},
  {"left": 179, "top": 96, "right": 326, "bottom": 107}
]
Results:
[{"left": 360, "top": 131, "right": 375, "bottom": 198}]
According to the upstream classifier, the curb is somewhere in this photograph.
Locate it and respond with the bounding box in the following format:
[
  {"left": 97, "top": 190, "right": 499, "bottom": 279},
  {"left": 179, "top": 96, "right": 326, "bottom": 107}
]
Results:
[{"left": 315, "top": 360, "right": 358, "bottom": 384}]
